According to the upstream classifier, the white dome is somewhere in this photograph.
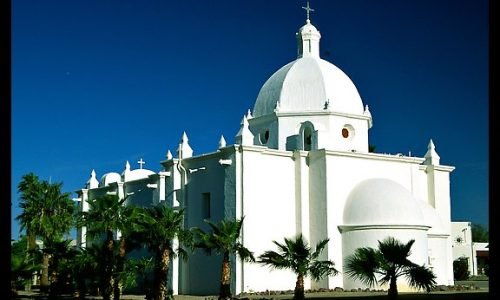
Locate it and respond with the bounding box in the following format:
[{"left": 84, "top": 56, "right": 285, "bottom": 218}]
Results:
[
  {"left": 343, "top": 178, "right": 426, "bottom": 226},
  {"left": 124, "top": 169, "right": 155, "bottom": 182},
  {"left": 99, "top": 172, "right": 121, "bottom": 187},
  {"left": 252, "top": 56, "right": 364, "bottom": 117},
  {"left": 417, "top": 201, "right": 448, "bottom": 235}
]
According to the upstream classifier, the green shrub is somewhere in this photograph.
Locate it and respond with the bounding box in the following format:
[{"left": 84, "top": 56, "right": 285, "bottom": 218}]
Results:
[{"left": 453, "top": 257, "right": 470, "bottom": 280}]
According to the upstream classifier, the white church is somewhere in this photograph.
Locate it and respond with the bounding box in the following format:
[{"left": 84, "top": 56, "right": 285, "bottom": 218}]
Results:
[{"left": 76, "top": 5, "right": 455, "bottom": 295}]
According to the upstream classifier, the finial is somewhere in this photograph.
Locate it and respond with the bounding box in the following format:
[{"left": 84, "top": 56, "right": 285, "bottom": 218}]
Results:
[
  {"left": 166, "top": 150, "right": 173, "bottom": 160},
  {"left": 87, "top": 169, "right": 99, "bottom": 189},
  {"left": 181, "top": 131, "right": 189, "bottom": 143},
  {"left": 235, "top": 115, "right": 254, "bottom": 146},
  {"left": 137, "top": 158, "right": 145, "bottom": 169},
  {"left": 218, "top": 135, "right": 227, "bottom": 149},
  {"left": 125, "top": 160, "right": 131, "bottom": 171},
  {"left": 364, "top": 105, "right": 373, "bottom": 128},
  {"left": 240, "top": 115, "right": 249, "bottom": 126},
  {"left": 246, "top": 109, "right": 253, "bottom": 119},
  {"left": 302, "top": 1, "right": 315, "bottom": 21},
  {"left": 428, "top": 139, "right": 435, "bottom": 150},
  {"left": 177, "top": 132, "right": 193, "bottom": 159},
  {"left": 424, "top": 139, "right": 440, "bottom": 165}
]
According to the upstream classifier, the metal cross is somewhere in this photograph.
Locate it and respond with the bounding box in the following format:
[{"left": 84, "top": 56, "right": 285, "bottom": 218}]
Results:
[
  {"left": 137, "top": 158, "right": 145, "bottom": 169},
  {"left": 302, "top": 1, "right": 314, "bottom": 21}
]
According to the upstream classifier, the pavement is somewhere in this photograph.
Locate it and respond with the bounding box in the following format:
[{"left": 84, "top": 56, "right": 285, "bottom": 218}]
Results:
[{"left": 13, "top": 281, "right": 489, "bottom": 300}]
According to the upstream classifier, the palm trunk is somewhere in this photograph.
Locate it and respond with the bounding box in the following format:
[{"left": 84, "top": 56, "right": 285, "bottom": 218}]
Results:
[
  {"left": 25, "top": 230, "right": 36, "bottom": 291},
  {"left": 41, "top": 252, "right": 50, "bottom": 293},
  {"left": 48, "top": 266, "right": 59, "bottom": 299},
  {"left": 153, "top": 246, "right": 171, "bottom": 300},
  {"left": 388, "top": 275, "right": 398, "bottom": 300},
  {"left": 294, "top": 274, "right": 305, "bottom": 300},
  {"left": 113, "top": 237, "right": 126, "bottom": 300},
  {"left": 102, "top": 230, "right": 114, "bottom": 300},
  {"left": 219, "top": 252, "right": 231, "bottom": 300}
]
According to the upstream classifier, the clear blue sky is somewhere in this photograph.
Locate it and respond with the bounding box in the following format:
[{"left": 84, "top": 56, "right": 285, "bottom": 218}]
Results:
[{"left": 12, "top": 0, "right": 489, "bottom": 240}]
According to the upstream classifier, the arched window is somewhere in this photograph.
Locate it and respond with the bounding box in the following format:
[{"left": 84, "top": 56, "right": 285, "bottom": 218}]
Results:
[
  {"left": 299, "top": 121, "right": 316, "bottom": 151},
  {"left": 303, "top": 126, "right": 312, "bottom": 151}
]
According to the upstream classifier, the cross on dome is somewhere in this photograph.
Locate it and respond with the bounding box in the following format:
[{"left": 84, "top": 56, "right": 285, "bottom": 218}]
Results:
[
  {"left": 302, "top": 1, "right": 314, "bottom": 21},
  {"left": 137, "top": 158, "right": 146, "bottom": 169}
]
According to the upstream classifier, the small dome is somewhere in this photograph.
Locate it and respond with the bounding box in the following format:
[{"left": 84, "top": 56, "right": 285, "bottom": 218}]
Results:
[
  {"left": 252, "top": 57, "right": 364, "bottom": 118},
  {"left": 298, "top": 19, "right": 320, "bottom": 35},
  {"left": 124, "top": 169, "right": 155, "bottom": 182},
  {"left": 99, "top": 172, "right": 121, "bottom": 187},
  {"left": 343, "top": 178, "right": 425, "bottom": 226},
  {"left": 417, "top": 201, "right": 448, "bottom": 235}
]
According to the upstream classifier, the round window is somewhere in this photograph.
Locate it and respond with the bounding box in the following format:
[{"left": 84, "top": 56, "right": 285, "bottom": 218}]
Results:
[
  {"left": 342, "top": 128, "right": 349, "bottom": 138},
  {"left": 342, "top": 125, "right": 355, "bottom": 140}
]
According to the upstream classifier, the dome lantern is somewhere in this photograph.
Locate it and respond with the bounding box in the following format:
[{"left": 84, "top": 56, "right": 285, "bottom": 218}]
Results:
[{"left": 297, "top": 2, "right": 321, "bottom": 58}]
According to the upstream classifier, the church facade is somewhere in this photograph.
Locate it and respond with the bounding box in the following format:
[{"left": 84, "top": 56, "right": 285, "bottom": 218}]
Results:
[{"left": 76, "top": 11, "right": 455, "bottom": 295}]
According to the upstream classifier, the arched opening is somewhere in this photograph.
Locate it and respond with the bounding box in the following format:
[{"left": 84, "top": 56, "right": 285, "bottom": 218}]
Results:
[
  {"left": 299, "top": 121, "right": 316, "bottom": 151},
  {"left": 304, "top": 127, "right": 312, "bottom": 151}
]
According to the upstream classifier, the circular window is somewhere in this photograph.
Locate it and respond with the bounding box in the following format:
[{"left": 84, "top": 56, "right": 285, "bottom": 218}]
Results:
[
  {"left": 342, "top": 125, "right": 355, "bottom": 140},
  {"left": 342, "top": 128, "right": 349, "bottom": 138},
  {"left": 259, "top": 129, "right": 270, "bottom": 144}
]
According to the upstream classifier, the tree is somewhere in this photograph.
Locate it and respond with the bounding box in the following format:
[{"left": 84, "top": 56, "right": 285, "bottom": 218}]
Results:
[
  {"left": 16, "top": 174, "right": 75, "bottom": 293},
  {"left": 43, "top": 239, "right": 79, "bottom": 298},
  {"left": 11, "top": 236, "right": 41, "bottom": 296},
  {"left": 17, "top": 173, "right": 40, "bottom": 253},
  {"left": 121, "top": 257, "right": 154, "bottom": 297},
  {"left": 71, "top": 244, "right": 105, "bottom": 298},
  {"left": 194, "top": 218, "right": 255, "bottom": 300},
  {"left": 471, "top": 223, "right": 488, "bottom": 242},
  {"left": 130, "top": 206, "right": 192, "bottom": 300},
  {"left": 80, "top": 194, "right": 128, "bottom": 300},
  {"left": 258, "top": 234, "right": 338, "bottom": 300},
  {"left": 344, "top": 237, "right": 436, "bottom": 300},
  {"left": 453, "top": 257, "right": 470, "bottom": 281},
  {"left": 113, "top": 205, "right": 147, "bottom": 300}
]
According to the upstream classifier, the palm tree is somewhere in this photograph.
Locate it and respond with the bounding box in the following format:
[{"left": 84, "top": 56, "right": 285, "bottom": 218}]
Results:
[
  {"left": 71, "top": 244, "right": 104, "bottom": 298},
  {"left": 17, "top": 174, "right": 75, "bottom": 293},
  {"left": 17, "top": 173, "right": 43, "bottom": 291},
  {"left": 194, "top": 217, "right": 255, "bottom": 300},
  {"left": 121, "top": 257, "right": 154, "bottom": 297},
  {"left": 113, "top": 205, "right": 146, "bottom": 300},
  {"left": 258, "top": 234, "right": 338, "bottom": 300},
  {"left": 11, "top": 236, "right": 41, "bottom": 296},
  {"left": 17, "top": 173, "right": 40, "bottom": 253},
  {"left": 344, "top": 237, "right": 436, "bottom": 300},
  {"left": 44, "top": 239, "right": 79, "bottom": 298},
  {"left": 79, "top": 194, "right": 146, "bottom": 300},
  {"left": 130, "top": 206, "right": 192, "bottom": 300},
  {"left": 80, "top": 194, "right": 127, "bottom": 300}
]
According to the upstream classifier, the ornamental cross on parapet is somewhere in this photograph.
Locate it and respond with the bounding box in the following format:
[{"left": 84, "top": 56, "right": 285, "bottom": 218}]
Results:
[
  {"left": 302, "top": 1, "right": 315, "bottom": 21},
  {"left": 138, "top": 158, "right": 145, "bottom": 169}
]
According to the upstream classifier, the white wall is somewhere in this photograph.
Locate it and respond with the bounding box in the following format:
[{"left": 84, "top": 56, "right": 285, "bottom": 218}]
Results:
[
  {"left": 428, "top": 236, "right": 453, "bottom": 285},
  {"left": 240, "top": 147, "right": 298, "bottom": 293},
  {"left": 323, "top": 151, "right": 425, "bottom": 288},
  {"left": 342, "top": 228, "right": 429, "bottom": 291},
  {"left": 451, "top": 222, "right": 474, "bottom": 275}
]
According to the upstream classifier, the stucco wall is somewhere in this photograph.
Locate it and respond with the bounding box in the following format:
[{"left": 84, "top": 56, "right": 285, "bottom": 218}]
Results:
[
  {"left": 428, "top": 236, "right": 453, "bottom": 285},
  {"left": 341, "top": 228, "right": 429, "bottom": 291},
  {"left": 240, "top": 147, "right": 298, "bottom": 293},
  {"left": 180, "top": 151, "right": 230, "bottom": 295}
]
